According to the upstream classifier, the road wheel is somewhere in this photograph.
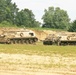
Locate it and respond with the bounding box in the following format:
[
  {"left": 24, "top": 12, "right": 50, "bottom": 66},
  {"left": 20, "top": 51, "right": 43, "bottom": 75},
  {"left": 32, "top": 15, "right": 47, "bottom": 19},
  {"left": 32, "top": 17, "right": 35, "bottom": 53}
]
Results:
[
  {"left": 25, "top": 40, "right": 29, "bottom": 44},
  {"left": 7, "top": 39, "right": 11, "bottom": 44},
  {"left": 29, "top": 40, "right": 33, "bottom": 44}
]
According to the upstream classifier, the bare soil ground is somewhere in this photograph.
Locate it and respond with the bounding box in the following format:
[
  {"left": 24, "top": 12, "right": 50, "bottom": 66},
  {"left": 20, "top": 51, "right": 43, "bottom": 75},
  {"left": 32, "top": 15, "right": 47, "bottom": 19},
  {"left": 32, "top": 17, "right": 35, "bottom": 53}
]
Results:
[{"left": 0, "top": 53, "right": 76, "bottom": 75}]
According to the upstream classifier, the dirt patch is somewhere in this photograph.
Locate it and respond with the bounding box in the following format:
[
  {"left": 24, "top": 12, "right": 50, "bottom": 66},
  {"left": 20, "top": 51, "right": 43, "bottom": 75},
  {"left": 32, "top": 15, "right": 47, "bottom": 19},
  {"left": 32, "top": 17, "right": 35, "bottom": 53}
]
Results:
[{"left": 0, "top": 53, "right": 76, "bottom": 75}]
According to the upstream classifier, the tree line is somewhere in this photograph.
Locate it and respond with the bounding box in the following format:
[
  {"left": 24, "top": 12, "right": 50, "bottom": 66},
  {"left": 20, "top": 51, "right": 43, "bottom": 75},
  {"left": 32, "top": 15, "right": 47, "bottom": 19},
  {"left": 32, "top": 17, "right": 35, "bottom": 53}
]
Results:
[{"left": 0, "top": 0, "right": 76, "bottom": 32}]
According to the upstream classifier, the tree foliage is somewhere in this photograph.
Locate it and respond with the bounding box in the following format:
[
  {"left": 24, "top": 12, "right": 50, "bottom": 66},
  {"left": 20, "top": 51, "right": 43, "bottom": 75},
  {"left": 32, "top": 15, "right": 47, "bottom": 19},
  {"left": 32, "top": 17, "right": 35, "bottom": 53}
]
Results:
[
  {"left": 42, "top": 7, "right": 70, "bottom": 29},
  {"left": 68, "top": 20, "right": 76, "bottom": 32},
  {"left": 0, "top": 0, "right": 40, "bottom": 27},
  {"left": 0, "top": 0, "right": 18, "bottom": 24},
  {"left": 16, "top": 9, "right": 40, "bottom": 27}
]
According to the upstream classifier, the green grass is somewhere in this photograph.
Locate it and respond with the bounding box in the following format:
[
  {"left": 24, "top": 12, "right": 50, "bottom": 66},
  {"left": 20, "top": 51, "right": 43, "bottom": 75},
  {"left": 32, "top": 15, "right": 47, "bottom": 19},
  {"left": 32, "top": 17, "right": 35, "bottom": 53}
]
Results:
[
  {"left": 0, "top": 42, "right": 76, "bottom": 57},
  {"left": 0, "top": 26, "right": 67, "bottom": 32},
  {"left": 0, "top": 42, "right": 76, "bottom": 69},
  {"left": 29, "top": 27, "right": 67, "bottom": 31}
]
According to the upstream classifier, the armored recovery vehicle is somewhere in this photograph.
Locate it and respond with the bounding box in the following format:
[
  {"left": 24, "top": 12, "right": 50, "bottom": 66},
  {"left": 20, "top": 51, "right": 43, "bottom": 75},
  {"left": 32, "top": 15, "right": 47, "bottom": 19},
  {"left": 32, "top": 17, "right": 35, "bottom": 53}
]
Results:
[
  {"left": 57, "top": 34, "right": 76, "bottom": 45},
  {"left": 0, "top": 29, "right": 38, "bottom": 44},
  {"left": 43, "top": 33, "right": 76, "bottom": 46}
]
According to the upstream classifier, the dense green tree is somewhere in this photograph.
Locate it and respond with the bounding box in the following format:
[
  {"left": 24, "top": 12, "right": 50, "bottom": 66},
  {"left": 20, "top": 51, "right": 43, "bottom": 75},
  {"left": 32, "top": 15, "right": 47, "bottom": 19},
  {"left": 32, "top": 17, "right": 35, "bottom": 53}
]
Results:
[
  {"left": 42, "top": 7, "right": 54, "bottom": 28},
  {"left": 16, "top": 9, "right": 40, "bottom": 27},
  {"left": 68, "top": 20, "right": 76, "bottom": 32},
  {"left": 42, "top": 7, "right": 70, "bottom": 29},
  {"left": 0, "top": 0, "right": 40, "bottom": 27},
  {"left": 0, "top": 0, "right": 6, "bottom": 22},
  {"left": 0, "top": 0, "right": 18, "bottom": 24}
]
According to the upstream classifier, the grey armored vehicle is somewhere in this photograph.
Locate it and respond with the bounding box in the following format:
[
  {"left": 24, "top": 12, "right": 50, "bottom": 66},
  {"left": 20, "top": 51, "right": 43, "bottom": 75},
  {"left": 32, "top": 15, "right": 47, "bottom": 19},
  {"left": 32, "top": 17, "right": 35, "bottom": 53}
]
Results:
[{"left": 0, "top": 29, "right": 38, "bottom": 44}]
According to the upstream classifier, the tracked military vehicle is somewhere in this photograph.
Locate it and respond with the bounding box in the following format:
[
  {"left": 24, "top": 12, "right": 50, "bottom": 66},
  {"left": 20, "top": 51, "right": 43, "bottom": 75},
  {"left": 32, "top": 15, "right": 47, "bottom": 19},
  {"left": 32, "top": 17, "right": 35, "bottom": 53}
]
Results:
[
  {"left": 43, "top": 34, "right": 57, "bottom": 45},
  {"left": 57, "top": 34, "right": 76, "bottom": 45},
  {"left": 43, "top": 35, "right": 53, "bottom": 45},
  {"left": 43, "top": 33, "right": 76, "bottom": 46},
  {"left": 0, "top": 29, "right": 38, "bottom": 44}
]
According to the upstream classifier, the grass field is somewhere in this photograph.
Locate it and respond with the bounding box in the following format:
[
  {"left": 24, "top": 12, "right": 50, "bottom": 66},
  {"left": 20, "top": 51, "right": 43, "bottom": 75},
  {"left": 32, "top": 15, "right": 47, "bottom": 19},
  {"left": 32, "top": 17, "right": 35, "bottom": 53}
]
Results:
[
  {"left": 0, "top": 42, "right": 76, "bottom": 57},
  {"left": 0, "top": 42, "right": 76, "bottom": 75}
]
